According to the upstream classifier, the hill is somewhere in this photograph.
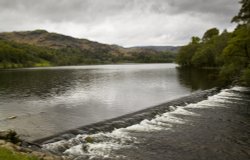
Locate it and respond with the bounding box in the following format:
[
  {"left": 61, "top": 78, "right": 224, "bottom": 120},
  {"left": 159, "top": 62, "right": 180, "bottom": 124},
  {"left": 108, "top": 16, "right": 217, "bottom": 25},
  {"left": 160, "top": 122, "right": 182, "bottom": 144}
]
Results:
[
  {"left": 0, "top": 30, "right": 176, "bottom": 68},
  {"left": 130, "top": 46, "right": 181, "bottom": 53}
]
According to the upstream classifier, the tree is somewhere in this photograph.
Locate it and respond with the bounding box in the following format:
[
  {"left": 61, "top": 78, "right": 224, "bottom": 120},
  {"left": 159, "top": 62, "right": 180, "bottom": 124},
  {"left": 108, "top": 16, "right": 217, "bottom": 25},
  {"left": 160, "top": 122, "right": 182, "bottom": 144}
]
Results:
[
  {"left": 217, "top": 0, "right": 250, "bottom": 85},
  {"left": 191, "top": 44, "right": 215, "bottom": 67},
  {"left": 213, "top": 31, "right": 232, "bottom": 66},
  {"left": 223, "top": 25, "right": 250, "bottom": 67},
  {"left": 218, "top": 24, "right": 250, "bottom": 84},
  {"left": 176, "top": 0, "right": 250, "bottom": 86},
  {"left": 202, "top": 28, "right": 219, "bottom": 42},
  {"left": 191, "top": 36, "right": 200, "bottom": 44},
  {"left": 232, "top": 0, "right": 250, "bottom": 24},
  {"left": 176, "top": 37, "right": 201, "bottom": 66}
]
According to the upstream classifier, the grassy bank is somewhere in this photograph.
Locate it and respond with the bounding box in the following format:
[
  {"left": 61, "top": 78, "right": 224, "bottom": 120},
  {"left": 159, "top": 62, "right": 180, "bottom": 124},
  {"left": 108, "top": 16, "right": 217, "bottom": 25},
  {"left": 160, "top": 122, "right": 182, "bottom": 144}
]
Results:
[
  {"left": 0, "top": 147, "right": 38, "bottom": 160},
  {"left": 0, "top": 130, "right": 65, "bottom": 160}
]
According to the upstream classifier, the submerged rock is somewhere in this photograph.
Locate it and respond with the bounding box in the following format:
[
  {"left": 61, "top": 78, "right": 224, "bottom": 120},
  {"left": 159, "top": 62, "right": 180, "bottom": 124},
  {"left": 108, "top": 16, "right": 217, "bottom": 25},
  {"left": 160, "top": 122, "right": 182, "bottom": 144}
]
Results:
[
  {"left": 85, "top": 136, "right": 94, "bottom": 143},
  {"left": 8, "top": 116, "right": 17, "bottom": 119}
]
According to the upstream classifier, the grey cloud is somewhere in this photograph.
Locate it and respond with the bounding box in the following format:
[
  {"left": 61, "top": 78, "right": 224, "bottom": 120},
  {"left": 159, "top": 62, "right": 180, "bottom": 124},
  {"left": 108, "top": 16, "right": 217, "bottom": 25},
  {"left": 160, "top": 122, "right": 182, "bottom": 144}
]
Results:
[
  {"left": 0, "top": 0, "right": 241, "bottom": 46},
  {"left": 0, "top": 0, "right": 239, "bottom": 22},
  {"left": 166, "top": 0, "right": 237, "bottom": 15}
]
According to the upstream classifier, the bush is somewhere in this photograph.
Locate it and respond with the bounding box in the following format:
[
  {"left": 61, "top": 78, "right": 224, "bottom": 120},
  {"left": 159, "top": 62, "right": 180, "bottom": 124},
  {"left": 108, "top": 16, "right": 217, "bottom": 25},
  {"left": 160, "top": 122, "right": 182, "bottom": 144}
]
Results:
[
  {"left": 219, "top": 63, "right": 240, "bottom": 84},
  {"left": 241, "top": 67, "right": 250, "bottom": 86}
]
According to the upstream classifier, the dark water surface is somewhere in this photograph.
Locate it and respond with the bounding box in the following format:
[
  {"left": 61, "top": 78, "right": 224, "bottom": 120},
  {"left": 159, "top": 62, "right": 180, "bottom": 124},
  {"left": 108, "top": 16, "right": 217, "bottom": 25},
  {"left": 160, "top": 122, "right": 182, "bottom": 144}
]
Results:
[{"left": 0, "top": 64, "right": 219, "bottom": 140}]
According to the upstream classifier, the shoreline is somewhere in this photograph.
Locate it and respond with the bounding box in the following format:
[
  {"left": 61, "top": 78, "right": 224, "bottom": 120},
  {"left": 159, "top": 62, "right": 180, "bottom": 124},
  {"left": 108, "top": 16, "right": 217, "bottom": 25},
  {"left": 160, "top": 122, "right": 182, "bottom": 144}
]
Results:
[{"left": 0, "top": 62, "right": 175, "bottom": 70}]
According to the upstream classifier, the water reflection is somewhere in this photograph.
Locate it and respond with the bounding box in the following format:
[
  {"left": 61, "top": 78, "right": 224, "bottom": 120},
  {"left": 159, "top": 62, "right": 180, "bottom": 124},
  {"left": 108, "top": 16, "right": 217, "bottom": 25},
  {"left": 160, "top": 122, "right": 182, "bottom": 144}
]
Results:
[
  {"left": 176, "top": 67, "right": 219, "bottom": 91},
  {"left": 0, "top": 70, "right": 77, "bottom": 100}
]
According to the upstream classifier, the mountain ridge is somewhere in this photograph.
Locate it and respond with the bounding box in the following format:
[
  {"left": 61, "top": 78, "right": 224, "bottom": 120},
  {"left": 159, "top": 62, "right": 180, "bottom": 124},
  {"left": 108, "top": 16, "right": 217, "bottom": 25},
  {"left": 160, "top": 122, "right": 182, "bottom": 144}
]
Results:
[{"left": 0, "top": 30, "right": 177, "bottom": 68}]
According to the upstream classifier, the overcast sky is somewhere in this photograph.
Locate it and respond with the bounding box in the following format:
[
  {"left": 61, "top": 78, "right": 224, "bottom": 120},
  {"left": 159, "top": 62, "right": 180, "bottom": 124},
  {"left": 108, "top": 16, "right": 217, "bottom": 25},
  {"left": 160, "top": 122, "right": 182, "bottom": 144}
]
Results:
[{"left": 0, "top": 0, "right": 240, "bottom": 47}]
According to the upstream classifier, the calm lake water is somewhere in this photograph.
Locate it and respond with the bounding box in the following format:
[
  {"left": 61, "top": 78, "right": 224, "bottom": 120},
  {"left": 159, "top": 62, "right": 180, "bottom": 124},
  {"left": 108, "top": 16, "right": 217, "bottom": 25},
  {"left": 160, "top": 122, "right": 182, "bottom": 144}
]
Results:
[{"left": 0, "top": 63, "right": 219, "bottom": 140}]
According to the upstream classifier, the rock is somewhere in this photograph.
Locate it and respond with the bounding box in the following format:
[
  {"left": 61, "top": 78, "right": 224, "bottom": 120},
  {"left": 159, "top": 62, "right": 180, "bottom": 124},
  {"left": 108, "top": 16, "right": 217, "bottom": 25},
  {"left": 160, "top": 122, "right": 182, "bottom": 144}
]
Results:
[
  {"left": 169, "top": 106, "right": 176, "bottom": 111},
  {"left": 43, "top": 156, "right": 55, "bottom": 160},
  {"left": 74, "top": 155, "right": 89, "bottom": 160},
  {"left": 13, "top": 144, "right": 22, "bottom": 150},
  {"left": 85, "top": 136, "right": 94, "bottom": 143},
  {"left": 3, "top": 142, "right": 16, "bottom": 150},
  {"left": 0, "top": 138, "right": 67, "bottom": 160},
  {"left": 0, "top": 130, "right": 20, "bottom": 143},
  {"left": 0, "top": 139, "right": 6, "bottom": 145},
  {"left": 61, "top": 133, "right": 75, "bottom": 140},
  {"left": 8, "top": 116, "right": 17, "bottom": 119},
  {"left": 82, "top": 145, "right": 88, "bottom": 152},
  {"left": 18, "top": 147, "right": 33, "bottom": 153},
  {"left": 32, "top": 151, "right": 46, "bottom": 158},
  {"left": 55, "top": 144, "right": 68, "bottom": 153}
]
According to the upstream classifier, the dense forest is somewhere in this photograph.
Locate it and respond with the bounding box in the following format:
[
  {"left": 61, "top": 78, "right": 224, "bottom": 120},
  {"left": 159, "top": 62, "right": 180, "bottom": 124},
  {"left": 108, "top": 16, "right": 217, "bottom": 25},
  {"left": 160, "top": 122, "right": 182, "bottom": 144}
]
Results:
[
  {"left": 176, "top": 0, "right": 250, "bottom": 86},
  {"left": 0, "top": 30, "right": 176, "bottom": 69}
]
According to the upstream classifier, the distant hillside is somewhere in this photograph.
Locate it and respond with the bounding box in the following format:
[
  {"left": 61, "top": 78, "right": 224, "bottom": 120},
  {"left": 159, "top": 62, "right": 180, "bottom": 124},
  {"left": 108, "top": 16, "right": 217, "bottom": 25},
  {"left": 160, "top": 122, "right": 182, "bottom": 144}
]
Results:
[
  {"left": 130, "top": 46, "right": 181, "bottom": 53},
  {"left": 0, "top": 30, "right": 122, "bottom": 53},
  {"left": 0, "top": 30, "right": 177, "bottom": 68}
]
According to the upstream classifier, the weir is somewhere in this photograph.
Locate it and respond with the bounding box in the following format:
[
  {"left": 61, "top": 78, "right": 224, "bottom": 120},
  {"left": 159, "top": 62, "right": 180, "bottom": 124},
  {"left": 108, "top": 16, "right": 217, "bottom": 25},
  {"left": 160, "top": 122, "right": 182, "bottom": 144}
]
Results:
[
  {"left": 40, "top": 86, "right": 250, "bottom": 160},
  {"left": 34, "top": 88, "right": 218, "bottom": 144}
]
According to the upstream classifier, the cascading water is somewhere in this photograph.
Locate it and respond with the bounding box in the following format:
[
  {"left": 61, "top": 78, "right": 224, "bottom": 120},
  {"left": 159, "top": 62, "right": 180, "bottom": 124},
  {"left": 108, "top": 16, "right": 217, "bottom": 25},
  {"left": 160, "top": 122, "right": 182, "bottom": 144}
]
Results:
[{"left": 42, "top": 86, "right": 250, "bottom": 160}]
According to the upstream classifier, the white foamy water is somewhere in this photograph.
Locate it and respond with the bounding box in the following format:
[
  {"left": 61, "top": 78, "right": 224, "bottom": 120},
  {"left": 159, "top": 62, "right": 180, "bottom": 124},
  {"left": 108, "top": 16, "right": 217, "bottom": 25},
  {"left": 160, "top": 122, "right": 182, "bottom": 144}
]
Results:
[
  {"left": 231, "top": 86, "right": 250, "bottom": 92},
  {"left": 43, "top": 106, "right": 198, "bottom": 158},
  {"left": 43, "top": 87, "right": 248, "bottom": 159}
]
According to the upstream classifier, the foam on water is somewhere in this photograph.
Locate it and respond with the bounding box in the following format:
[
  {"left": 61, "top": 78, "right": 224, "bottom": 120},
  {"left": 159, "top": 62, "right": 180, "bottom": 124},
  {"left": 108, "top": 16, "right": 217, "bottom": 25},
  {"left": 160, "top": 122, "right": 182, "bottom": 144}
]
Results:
[
  {"left": 185, "top": 90, "right": 241, "bottom": 109},
  {"left": 43, "top": 129, "right": 136, "bottom": 158},
  {"left": 231, "top": 86, "right": 250, "bottom": 92},
  {"left": 216, "top": 91, "right": 245, "bottom": 99},
  {"left": 64, "top": 144, "right": 83, "bottom": 156},
  {"left": 43, "top": 106, "right": 198, "bottom": 158},
  {"left": 43, "top": 87, "right": 249, "bottom": 159},
  {"left": 170, "top": 107, "right": 199, "bottom": 116}
]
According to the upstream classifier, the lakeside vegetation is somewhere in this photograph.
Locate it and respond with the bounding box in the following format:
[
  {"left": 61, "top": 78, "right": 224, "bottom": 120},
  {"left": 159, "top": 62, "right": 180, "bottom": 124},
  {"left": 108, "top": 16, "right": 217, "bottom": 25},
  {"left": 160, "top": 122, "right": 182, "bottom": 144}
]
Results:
[
  {"left": 0, "top": 31, "right": 176, "bottom": 69},
  {"left": 0, "top": 130, "right": 63, "bottom": 160},
  {"left": 0, "top": 39, "right": 54, "bottom": 68},
  {"left": 176, "top": 0, "right": 250, "bottom": 86},
  {"left": 0, "top": 147, "right": 38, "bottom": 160}
]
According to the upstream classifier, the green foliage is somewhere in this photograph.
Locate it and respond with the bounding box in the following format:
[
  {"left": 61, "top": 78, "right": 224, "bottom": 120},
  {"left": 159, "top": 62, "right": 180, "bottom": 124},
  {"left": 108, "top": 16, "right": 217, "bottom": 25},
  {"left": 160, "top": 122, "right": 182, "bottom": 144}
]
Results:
[
  {"left": 131, "top": 51, "right": 176, "bottom": 63},
  {"left": 176, "top": 40, "right": 200, "bottom": 66},
  {"left": 213, "top": 30, "right": 232, "bottom": 65},
  {"left": 176, "top": 22, "right": 249, "bottom": 86},
  {"left": 0, "top": 147, "right": 39, "bottom": 160},
  {"left": 0, "top": 39, "right": 175, "bottom": 69},
  {"left": 191, "top": 44, "right": 215, "bottom": 67},
  {"left": 219, "top": 25, "right": 250, "bottom": 84},
  {"left": 241, "top": 67, "right": 250, "bottom": 86},
  {"left": 219, "top": 63, "right": 241, "bottom": 84},
  {"left": 232, "top": 0, "right": 250, "bottom": 24},
  {"left": 0, "top": 40, "right": 54, "bottom": 68},
  {"left": 191, "top": 36, "right": 201, "bottom": 44},
  {"left": 85, "top": 136, "right": 94, "bottom": 143},
  {"left": 221, "top": 25, "right": 250, "bottom": 65},
  {"left": 202, "top": 28, "right": 219, "bottom": 42}
]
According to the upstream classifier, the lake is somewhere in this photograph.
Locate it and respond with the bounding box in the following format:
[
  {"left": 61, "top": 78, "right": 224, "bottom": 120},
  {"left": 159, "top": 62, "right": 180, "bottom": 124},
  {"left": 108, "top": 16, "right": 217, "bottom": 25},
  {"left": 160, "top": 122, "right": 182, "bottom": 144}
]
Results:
[{"left": 0, "top": 63, "right": 219, "bottom": 141}]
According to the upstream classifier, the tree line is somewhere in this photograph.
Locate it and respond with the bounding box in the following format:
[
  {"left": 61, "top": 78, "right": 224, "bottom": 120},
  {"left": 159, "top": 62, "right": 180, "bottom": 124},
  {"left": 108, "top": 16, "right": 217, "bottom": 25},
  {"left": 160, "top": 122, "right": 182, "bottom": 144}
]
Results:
[
  {"left": 176, "top": 0, "right": 250, "bottom": 86},
  {"left": 0, "top": 38, "right": 176, "bottom": 69}
]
